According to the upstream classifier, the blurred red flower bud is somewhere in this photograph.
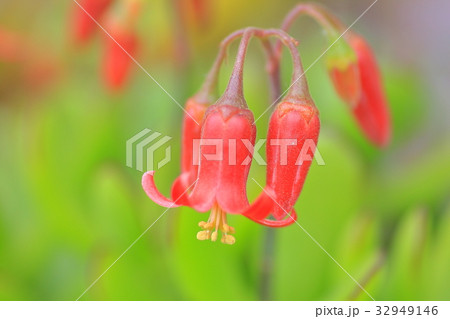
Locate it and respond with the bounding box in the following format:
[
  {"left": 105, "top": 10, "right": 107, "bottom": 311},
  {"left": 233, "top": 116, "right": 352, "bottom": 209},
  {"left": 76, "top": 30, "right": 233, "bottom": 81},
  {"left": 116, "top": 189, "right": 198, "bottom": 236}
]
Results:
[
  {"left": 71, "top": 0, "right": 114, "bottom": 45},
  {"left": 280, "top": 3, "right": 391, "bottom": 147},
  {"left": 102, "top": 22, "right": 138, "bottom": 91},
  {"left": 191, "top": 0, "right": 210, "bottom": 29},
  {"left": 347, "top": 33, "right": 391, "bottom": 147},
  {"left": 0, "top": 28, "right": 60, "bottom": 96}
]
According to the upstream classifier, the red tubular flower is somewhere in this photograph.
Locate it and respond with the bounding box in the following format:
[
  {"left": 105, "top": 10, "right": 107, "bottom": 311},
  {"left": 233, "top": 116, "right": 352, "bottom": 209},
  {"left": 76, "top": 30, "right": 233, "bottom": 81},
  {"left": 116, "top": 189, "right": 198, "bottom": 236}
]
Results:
[
  {"left": 346, "top": 32, "right": 391, "bottom": 147},
  {"left": 265, "top": 99, "right": 320, "bottom": 224},
  {"left": 142, "top": 30, "right": 275, "bottom": 244},
  {"left": 246, "top": 29, "right": 320, "bottom": 227},
  {"left": 164, "top": 30, "right": 242, "bottom": 196},
  {"left": 102, "top": 20, "right": 138, "bottom": 90},
  {"left": 144, "top": 97, "right": 207, "bottom": 211},
  {"left": 143, "top": 102, "right": 274, "bottom": 244},
  {"left": 71, "top": 0, "right": 113, "bottom": 45}
]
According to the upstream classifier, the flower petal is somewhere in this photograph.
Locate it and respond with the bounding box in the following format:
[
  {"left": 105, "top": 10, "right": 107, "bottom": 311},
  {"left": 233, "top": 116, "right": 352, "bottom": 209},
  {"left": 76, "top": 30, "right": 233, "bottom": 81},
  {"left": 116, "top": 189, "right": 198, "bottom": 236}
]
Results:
[
  {"left": 181, "top": 98, "right": 207, "bottom": 185},
  {"left": 241, "top": 187, "right": 276, "bottom": 220},
  {"left": 266, "top": 102, "right": 320, "bottom": 220},
  {"left": 170, "top": 172, "right": 193, "bottom": 206},
  {"left": 142, "top": 171, "right": 180, "bottom": 208},
  {"left": 216, "top": 107, "right": 256, "bottom": 213},
  {"left": 249, "top": 209, "right": 298, "bottom": 228}
]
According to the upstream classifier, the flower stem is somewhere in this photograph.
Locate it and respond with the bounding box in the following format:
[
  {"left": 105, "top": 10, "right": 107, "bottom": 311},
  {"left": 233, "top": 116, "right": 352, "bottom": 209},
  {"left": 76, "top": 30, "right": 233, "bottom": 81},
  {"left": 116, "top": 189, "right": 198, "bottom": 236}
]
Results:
[
  {"left": 269, "top": 2, "right": 354, "bottom": 102},
  {"left": 261, "top": 28, "right": 311, "bottom": 103},
  {"left": 196, "top": 27, "right": 308, "bottom": 106},
  {"left": 194, "top": 29, "right": 245, "bottom": 104},
  {"left": 280, "top": 3, "right": 343, "bottom": 40},
  {"left": 260, "top": 38, "right": 281, "bottom": 101},
  {"left": 217, "top": 28, "right": 255, "bottom": 108},
  {"left": 260, "top": 227, "right": 276, "bottom": 300}
]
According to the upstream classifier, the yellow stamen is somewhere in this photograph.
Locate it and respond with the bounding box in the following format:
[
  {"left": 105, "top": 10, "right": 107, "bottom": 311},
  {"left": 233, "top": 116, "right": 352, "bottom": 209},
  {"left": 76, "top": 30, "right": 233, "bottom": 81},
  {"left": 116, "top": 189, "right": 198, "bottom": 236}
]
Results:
[
  {"left": 196, "top": 230, "right": 211, "bottom": 240},
  {"left": 221, "top": 234, "right": 236, "bottom": 245},
  {"left": 198, "top": 221, "right": 206, "bottom": 228},
  {"left": 196, "top": 203, "right": 236, "bottom": 245}
]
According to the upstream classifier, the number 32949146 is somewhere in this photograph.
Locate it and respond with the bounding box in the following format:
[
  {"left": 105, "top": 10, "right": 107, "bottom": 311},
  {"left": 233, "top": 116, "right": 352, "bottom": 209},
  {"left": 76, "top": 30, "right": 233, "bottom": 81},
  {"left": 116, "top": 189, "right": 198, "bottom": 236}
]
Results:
[{"left": 376, "top": 306, "right": 438, "bottom": 316}]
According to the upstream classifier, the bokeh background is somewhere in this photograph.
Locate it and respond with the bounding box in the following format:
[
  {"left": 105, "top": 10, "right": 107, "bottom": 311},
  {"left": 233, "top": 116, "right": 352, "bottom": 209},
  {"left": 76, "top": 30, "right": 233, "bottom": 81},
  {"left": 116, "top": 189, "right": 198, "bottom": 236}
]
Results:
[{"left": 1, "top": 0, "right": 449, "bottom": 301}]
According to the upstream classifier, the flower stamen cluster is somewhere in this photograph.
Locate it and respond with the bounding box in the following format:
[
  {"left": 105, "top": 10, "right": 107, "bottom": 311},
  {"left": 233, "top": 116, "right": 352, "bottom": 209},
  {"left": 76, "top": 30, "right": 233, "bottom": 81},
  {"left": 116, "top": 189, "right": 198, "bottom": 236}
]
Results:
[{"left": 197, "top": 204, "right": 236, "bottom": 245}]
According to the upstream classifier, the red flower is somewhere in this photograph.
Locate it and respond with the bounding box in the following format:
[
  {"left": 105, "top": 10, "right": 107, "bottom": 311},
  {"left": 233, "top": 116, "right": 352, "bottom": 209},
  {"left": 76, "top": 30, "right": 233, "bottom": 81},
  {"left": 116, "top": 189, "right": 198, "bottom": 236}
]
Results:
[
  {"left": 347, "top": 33, "right": 391, "bottom": 147},
  {"left": 71, "top": 0, "right": 113, "bottom": 45},
  {"left": 157, "top": 98, "right": 207, "bottom": 201},
  {"left": 141, "top": 27, "right": 323, "bottom": 244},
  {"left": 245, "top": 28, "right": 321, "bottom": 227},
  {"left": 329, "top": 33, "right": 391, "bottom": 147},
  {"left": 141, "top": 28, "right": 322, "bottom": 243},
  {"left": 142, "top": 102, "right": 274, "bottom": 244},
  {"left": 102, "top": 21, "right": 138, "bottom": 90},
  {"left": 142, "top": 31, "right": 276, "bottom": 244},
  {"left": 263, "top": 99, "right": 320, "bottom": 226}
]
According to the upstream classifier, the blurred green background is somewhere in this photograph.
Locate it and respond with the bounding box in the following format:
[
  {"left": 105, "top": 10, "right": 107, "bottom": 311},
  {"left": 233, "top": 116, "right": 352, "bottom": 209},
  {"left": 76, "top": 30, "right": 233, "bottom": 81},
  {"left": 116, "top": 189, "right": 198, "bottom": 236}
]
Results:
[{"left": 0, "top": 0, "right": 449, "bottom": 301}]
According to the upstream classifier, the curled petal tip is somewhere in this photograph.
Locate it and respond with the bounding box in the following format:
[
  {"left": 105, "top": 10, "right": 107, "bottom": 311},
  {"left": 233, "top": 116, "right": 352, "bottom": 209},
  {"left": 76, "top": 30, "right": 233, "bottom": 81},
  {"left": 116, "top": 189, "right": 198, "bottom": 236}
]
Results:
[
  {"left": 251, "top": 209, "right": 298, "bottom": 228},
  {"left": 241, "top": 187, "right": 276, "bottom": 221},
  {"left": 142, "top": 171, "right": 180, "bottom": 208}
]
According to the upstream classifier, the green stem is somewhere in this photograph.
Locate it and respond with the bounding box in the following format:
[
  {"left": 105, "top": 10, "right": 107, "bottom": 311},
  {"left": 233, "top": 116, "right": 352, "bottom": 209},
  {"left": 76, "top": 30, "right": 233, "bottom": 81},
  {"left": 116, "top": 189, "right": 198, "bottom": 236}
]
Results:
[{"left": 260, "top": 227, "right": 276, "bottom": 300}]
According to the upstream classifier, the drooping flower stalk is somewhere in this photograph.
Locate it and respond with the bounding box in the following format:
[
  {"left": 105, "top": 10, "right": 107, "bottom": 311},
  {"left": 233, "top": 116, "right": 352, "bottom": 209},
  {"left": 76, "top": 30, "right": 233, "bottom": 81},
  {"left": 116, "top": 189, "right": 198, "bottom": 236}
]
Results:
[
  {"left": 260, "top": 38, "right": 282, "bottom": 101},
  {"left": 194, "top": 29, "right": 280, "bottom": 105},
  {"left": 277, "top": 2, "right": 391, "bottom": 147},
  {"left": 276, "top": 2, "right": 360, "bottom": 106}
]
